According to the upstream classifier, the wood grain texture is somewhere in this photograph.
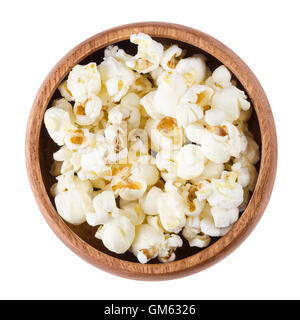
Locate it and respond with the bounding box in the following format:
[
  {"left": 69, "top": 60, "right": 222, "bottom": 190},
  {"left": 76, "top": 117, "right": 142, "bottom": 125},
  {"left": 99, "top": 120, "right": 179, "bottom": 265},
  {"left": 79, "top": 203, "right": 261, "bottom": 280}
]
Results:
[{"left": 25, "top": 22, "right": 278, "bottom": 281}]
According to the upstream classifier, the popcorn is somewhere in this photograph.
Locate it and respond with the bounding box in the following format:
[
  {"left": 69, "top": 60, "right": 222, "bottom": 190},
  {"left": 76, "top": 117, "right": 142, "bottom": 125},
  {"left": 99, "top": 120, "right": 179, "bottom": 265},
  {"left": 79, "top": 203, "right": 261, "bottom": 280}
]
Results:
[
  {"left": 54, "top": 172, "right": 93, "bottom": 197},
  {"left": 154, "top": 71, "right": 187, "bottom": 118},
  {"left": 160, "top": 45, "right": 182, "bottom": 71},
  {"left": 212, "top": 86, "right": 251, "bottom": 122},
  {"left": 210, "top": 206, "right": 239, "bottom": 228},
  {"left": 58, "top": 81, "right": 74, "bottom": 102},
  {"left": 67, "top": 63, "right": 101, "bottom": 103},
  {"left": 179, "top": 184, "right": 205, "bottom": 216},
  {"left": 104, "top": 45, "right": 132, "bottom": 64},
  {"left": 64, "top": 128, "right": 95, "bottom": 151},
  {"left": 99, "top": 56, "right": 135, "bottom": 102},
  {"left": 44, "top": 33, "right": 259, "bottom": 264},
  {"left": 126, "top": 33, "right": 164, "bottom": 73},
  {"left": 176, "top": 144, "right": 205, "bottom": 179},
  {"left": 182, "top": 215, "right": 211, "bottom": 248},
  {"left": 55, "top": 189, "right": 92, "bottom": 225},
  {"left": 73, "top": 95, "right": 102, "bottom": 126},
  {"left": 176, "top": 54, "right": 207, "bottom": 86},
  {"left": 155, "top": 149, "right": 179, "bottom": 180},
  {"left": 95, "top": 216, "right": 135, "bottom": 254},
  {"left": 242, "top": 135, "right": 260, "bottom": 164},
  {"left": 110, "top": 164, "right": 147, "bottom": 201},
  {"left": 140, "top": 90, "right": 162, "bottom": 119},
  {"left": 187, "top": 122, "right": 247, "bottom": 163},
  {"left": 211, "top": 65, "right": 232, "bottom": 89},
  {"left": 158, "top": 234, "right": 183, "bottom": 263},
  {"left": 44, "top": 98, "right": 75, "bottom": 146},
  {"left": 192, "top": 161, "right": 224, "bottom": 182},
  {"left": 131, "top": 163, "right": 159, "bottom": 186},
  {"left": 139, "top": 186, "right": 163, "bottom": 215},
  {"left": 195, "top": 180, "right": 212, "bottom": 201},
  {"left": 86, "top": 190, "right": 119, "bottom": 226},
  {"left": 208, "top": 171, "right": 244, "bottom": 209},
  {"left": 119, "top": 202, "right": 145, "bottom": 225},
  {"left": 176, "top": 85, "right": 213, "bottom": 127},
  {"left": 188, "top": 234, "right": 211, "bottom": 248},
  {"left": 145, "top": 117, "right": 184, "bottom": 152},
  {"left": 130, "top": 223, "right": 164, "bottom": 263},
  {"left": 200, "top": 204, "right": 232, "bottom": 237},
  {"left": 157, "top": 191, "right": 186, "bottom": 233},
  {"left": 205, "top": 108, "right": 226, "bottom": 126}
]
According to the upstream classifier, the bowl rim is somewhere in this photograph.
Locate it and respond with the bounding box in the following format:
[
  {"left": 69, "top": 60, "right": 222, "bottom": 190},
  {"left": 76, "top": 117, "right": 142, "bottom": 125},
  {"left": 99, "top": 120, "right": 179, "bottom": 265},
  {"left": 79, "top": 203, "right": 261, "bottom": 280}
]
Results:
[{"left": 25, "top": 21, "right": 278, "bottom": 281}]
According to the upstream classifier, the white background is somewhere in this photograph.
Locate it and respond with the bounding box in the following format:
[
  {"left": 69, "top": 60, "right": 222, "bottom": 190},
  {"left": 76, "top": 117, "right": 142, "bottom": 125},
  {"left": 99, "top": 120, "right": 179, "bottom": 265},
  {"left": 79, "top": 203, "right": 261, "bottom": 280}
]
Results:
[{"left": 0, "top": 0, "right": 299, "bottom": 300}]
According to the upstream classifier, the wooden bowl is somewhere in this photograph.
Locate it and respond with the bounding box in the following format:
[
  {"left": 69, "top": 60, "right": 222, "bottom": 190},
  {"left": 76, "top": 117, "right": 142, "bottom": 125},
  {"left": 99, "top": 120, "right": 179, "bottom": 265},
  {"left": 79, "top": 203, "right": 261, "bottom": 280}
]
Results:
[{"left": 25, "top": 22, "right": 277, "bottom": 280}]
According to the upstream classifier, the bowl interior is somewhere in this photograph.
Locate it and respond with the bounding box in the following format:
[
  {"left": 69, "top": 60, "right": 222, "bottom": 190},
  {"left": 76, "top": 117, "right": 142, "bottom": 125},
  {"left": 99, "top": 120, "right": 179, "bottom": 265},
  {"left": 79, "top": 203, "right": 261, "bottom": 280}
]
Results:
[{"left": 39, "top": 37, "right": 262, "bottom": 263}]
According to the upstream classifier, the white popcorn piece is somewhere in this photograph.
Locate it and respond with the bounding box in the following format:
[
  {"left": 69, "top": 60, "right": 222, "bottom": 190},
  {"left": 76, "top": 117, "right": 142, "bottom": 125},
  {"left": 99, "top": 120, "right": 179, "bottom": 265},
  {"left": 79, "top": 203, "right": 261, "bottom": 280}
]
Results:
[
  {"left": 211, "top": 206, "right": 239, "bottom": 228},
  {"left": 139, "top": 186, "right": 163, "bottom": 215},
  {"left": 86, "top": 190, "right": 119, "bottom": 226},
  {"left": 242, "top": 135, "right": 260, "bottom": 165},
  {"left": 195, "top": 180, "right": 212, "bottom": 201},
  {"left": 131, "top": 163, "right": 159, "bottom": 186},
  {"left": 231, "top": 162, "right": 251, "bottom": 188},
  {"left": 157, "top": 191, "right": 186, "bottom": 233},
  {"left": 176, "top": 54, "right": 207, "bottom": 86},
  {"left": 54, "top": 171, "right": 93, "bottom": 197},
  {"left": 233, "top": 157, "right": 258, "bottom": 192},
  {"left": 160, "top": 45, "right": 182, "bottom": 71},
  {"left": 130, "top": 223, "right": 164, "bottom": 263},
  {"left": 200, "top": 204, "right": 232, "bottom": 237},
  {"left": 64, "top": 128, "right": 95, "bottom": 151},
  {"left": 110, "top": 164, "right": 147, "bottom": 201},
  {"left": 73, "top": 95, "right": 102, "bottom": 126},
  {"left": 67, "top": 63, "right": 101, "bottom": 103},
  {"left": 131, "top": 74, "right": 153, "bottom": 95},
  {"left": 155, "top": 149, "right": 179, "bottom": 180},
  {"left": 53, "top": 145, "right": 73, "bottom": 162},
  {"left": 211, "top": 65, "right": 232, "bottom": 89},
  {"left": 154, "top": 71, "right": 187, "bottom": 118},
  {"left": 145, "top": 117, "right": 183, "bottom": 152},
  {"left": 55, "top": 189, "right": 92, "bottom": 225},
  {"left": 182, "top": 215, "right": 201, "bottom": 241},
  {"left": 192, "top": 161, "right": 224, "bottom": 182},
  {"left": 119, "top": 202, "right": 145, "bottom": 225},
  {"left": 176, "top": 85, "right": 213, "bottom": 127},
  {"left": 179, "top": 184, "right": 205, "bottom": 216},
  {"left": 58, "top": 80, "right": 74, "bottom": 102},
  {"left": 108, "top": 93, "right": 141, "bottom": 130},
  {"left": 44, "top": 98, "right": 75, "bottom": 146},
  {"left": 182, "top": 215, "right": 211, "bottom": 248},
  {"left": 126, "top": 33, "right": 164, "bottom": 73},
  {"left": 208, "top": 171, "right": 244, "bottom": 209},
  {"left": 140, "top": 91, "right": 163, "bottom": 119},
  {"left": 164, "top": 178, "right": 185, "bottom": 192},
  {"left": 158, "top": 234, "right": 183, "bottom": 263},
  {"left": 99, "top": 56, "right": 135, "bottom": 102},
  {"left": 176, "top": 144, "right": 205, "bottom": 179},
  {"left": 205, "top": 108, "right": 226, "bottom": 126},
  {"left": 104, "top": 45, "right": 132, "bottom": 64},
  {"left": 212, "top": 86, "right": 251, "bottom": 122},
  {"left": 188, "top": 234, "right": 211, "bottom": 248},
  {"left": 188, "top": 122, "right": 247, "bottom": 164},
  {"left": 95, "top": 216, "right": 135, "bottom": 254}
]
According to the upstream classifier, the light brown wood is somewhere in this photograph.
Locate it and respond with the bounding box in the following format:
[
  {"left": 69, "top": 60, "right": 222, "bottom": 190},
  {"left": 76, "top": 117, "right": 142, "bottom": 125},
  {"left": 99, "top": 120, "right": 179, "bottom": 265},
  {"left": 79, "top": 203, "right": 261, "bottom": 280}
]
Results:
[{"left": 25, "top": 22, "right": 278, "bottom": 280}]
